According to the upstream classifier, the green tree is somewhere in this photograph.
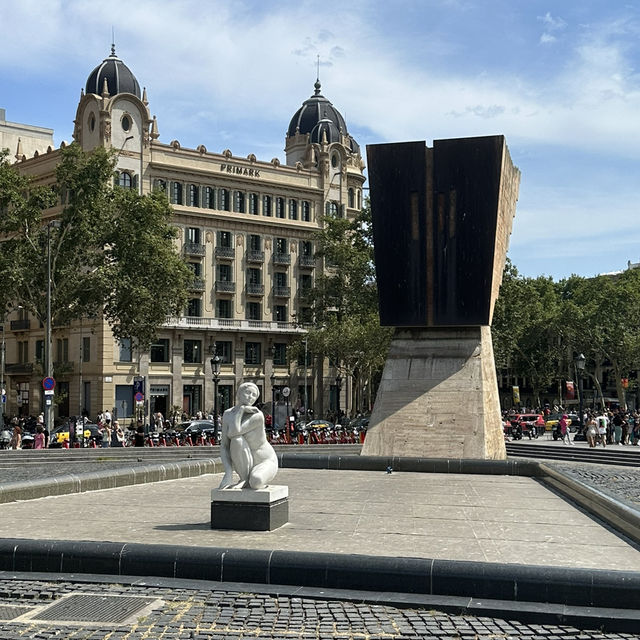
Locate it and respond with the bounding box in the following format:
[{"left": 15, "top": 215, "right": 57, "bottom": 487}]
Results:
[{"left": 0, "top": 144, "right": 192, "bottom": 348}]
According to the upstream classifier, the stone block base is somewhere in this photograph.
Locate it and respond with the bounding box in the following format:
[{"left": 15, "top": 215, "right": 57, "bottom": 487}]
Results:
[
  {"left": 211, "top": 485, "right": 289, "bottom": 531},
  {"left": 361, "top": 326, "right": 506, "bottom": 460}
]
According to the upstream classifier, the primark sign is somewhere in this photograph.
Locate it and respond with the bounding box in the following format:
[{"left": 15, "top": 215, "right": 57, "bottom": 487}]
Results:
[{"left": 219, "top": 163, "right": 261, "bottom": 178}]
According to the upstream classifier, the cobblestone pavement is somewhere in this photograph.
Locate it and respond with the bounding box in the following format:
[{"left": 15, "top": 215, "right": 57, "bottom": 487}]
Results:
[
  {"left": 547, "top": 462, "right": 640, "bottom": 508},
  {"left": 0, "top": 578, "right": 633, "bottom": 640}
]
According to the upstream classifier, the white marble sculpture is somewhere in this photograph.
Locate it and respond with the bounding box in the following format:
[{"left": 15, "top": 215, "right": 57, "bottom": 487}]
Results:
[{"left": 218, "top": 382, "right": 278, "bottom": 490}]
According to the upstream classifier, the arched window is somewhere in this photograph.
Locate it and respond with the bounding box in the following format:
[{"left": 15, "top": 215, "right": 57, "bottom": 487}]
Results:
[
  {"left": 263, "top": 195, "right": 272, "bottom": 217},
  {"left": 170, "top": 181, "right": 183, "bottom": 205},
  {"left": 219, "top": 188, "right": 230, "bottom": 211},
  {"left": 276, "top": 197, "right": 285, "bottom": 218},
  {"left": 249, "top": 193, "right": 259, "bottom": 214},
  {"left": 234, "top": 190, "right": 245, "bottom": 213},
  {"left": 188, "top": 184, "right": 199, "bottom": 207},
  {"left": 301, "top": 201, "right": 310, "bottom": 222},
  {"left": 118, "top": 172, "right": 133, "bottom": 189},
  {"left": 348, "top": 188, "right": 355, "bottom": 208},
  {"left": 357, "top": 189, "right": 362, "bottom": 209},
  {"left": 154, "top": 179, "right": 167, "bottom": 193},
  {"left": 204, "top": 186, "right": 215, "bottom": 209},
  {"left": 288, "top": 199, "right": 298, "bottom": 220}
]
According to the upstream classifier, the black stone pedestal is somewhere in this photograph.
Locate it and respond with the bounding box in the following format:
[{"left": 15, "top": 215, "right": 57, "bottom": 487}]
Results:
[{"left": 210, "top": 485, "right": 289, "bottom": 531}]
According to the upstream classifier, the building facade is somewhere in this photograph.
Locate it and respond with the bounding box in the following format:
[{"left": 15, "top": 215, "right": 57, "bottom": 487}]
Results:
[{"left": 1, "top": 47, "right": 365, "bottom": 425}]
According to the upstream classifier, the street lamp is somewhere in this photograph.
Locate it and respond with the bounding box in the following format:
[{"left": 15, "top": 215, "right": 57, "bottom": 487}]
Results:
[
  {"left": 335, "top": 373, "right": 342, "bottom": 423},
  {"left": 575, "top": 353, "right": 586, "bottom": 430},
  {"left": 210, "top": 344, "right": 221, "bottom": 425},
  {"left": 45, "top": 220, "right": 60, "bottom": 435}
]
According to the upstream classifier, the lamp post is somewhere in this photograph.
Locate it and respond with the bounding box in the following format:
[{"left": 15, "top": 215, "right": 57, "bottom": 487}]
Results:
[
  {"left": 44, "top": 220, "right": 60, "bottom": 435},
  {"left": 303, "top": 337, "right": 308, "bottom": 418},
  {"left": 210, "top": 345, "right": 221, "bottom": 427},
  {"left": 0, "top": 326, "right": 5, "bottom": 430},
  {"left": 335, "top": 373, "right": 342, "bottom": 424},
  {"left": 575, "top": 353, "right": 585, "bottom": 431}
]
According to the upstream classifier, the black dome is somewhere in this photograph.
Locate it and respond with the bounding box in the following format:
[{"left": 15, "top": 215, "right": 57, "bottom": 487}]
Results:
[
  {"left": 310, "top": 118, "right": 341, "bottom": 144},
  {"left": 287, "top": 80, "right": 347, "bottom": 138},
  {"left": 86, "top": 46, "right": 141, "bottom": 98}
]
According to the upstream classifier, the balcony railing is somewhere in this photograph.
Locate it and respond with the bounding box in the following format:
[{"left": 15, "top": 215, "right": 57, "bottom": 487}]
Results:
[
  {"left": 215, "top": 246, "right": 235, "bottom": 259},
  {"left": 10, "top": 319, "right": 30, "bottom": 331},
  {"left": 189, "top": 278, "right": 206, "bottom": 291},
  {"left": 164, "top": 316, "right": 308, "bottom": 333},
  {"left": 5, "top": 362, "right": 33, "bottom": 374},
  {"left": 299, "top": 255, "right": 315, "bottom": 268},
  {"left": 184, "top": 242, "right": 205, "bottom": 256},
  {"left": 247, "top": 283, "right": 264, "bottom": 296},
  {"left": 273, "top": 286, "right": 291, "bottom": 298},
  {"left": 273, "top": 252, "right": 291, "bottom": 266},
  {"left": 215, "top": 280, "right": 236, "bottom": 293},
  {"left": 246, "top": 250, "right": 264, "bottom": 263}
]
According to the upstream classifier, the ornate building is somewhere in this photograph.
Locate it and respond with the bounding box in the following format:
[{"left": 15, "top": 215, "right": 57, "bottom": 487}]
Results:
[{"left": 2, "top": 47, "right": 365, "bottom": 425}]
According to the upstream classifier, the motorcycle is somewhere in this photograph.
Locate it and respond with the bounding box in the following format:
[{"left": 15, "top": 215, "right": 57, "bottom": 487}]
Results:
[{"left": 0, "top": 430, "right": 12, "bottom": 449}]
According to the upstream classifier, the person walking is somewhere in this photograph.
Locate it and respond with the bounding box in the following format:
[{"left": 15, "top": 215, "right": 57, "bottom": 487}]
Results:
[
  {"left": 596, "top": 412, "right": 608, "bottom": 447},
  {"left": 9, "top": 425, "right": 21, "bottom": 450},
  {"left": 559, "top": 414, "right": 573, "bottom": 445},
  {"left": 34, "top": 425, "right": 45, "bottom": 449},
  {"left": 585, "top": 414, "right": 598, "bottom": 448}
]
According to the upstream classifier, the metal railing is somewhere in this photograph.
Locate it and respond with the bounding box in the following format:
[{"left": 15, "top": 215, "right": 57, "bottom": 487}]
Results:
[
  {"left": 247, "top": 283, "right": 264, "bottom": 296},
  {"left": 273, "top": 252, "right": 291, "bottom": 265},
  {"left": 299, "top": 255, "right": 315, "bottom": 268},
  {"left": 273, "top": 286, "right": 291, "bottom": 297},
  {"left": 215, "top": 246, "right": 235, "bottom": 259},
  {"left": 184, "top": 242, "right": 205, "bottom": 256},
  {"left": 246, "top": 250, "right": 264, "bottom": 263},
  {"left": 215, "top": 280, "right": 236, "bottom": 293}
]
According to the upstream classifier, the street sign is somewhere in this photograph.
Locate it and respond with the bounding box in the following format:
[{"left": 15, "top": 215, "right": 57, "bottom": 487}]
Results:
[
  {"left": 45, "top": 398, "right": 52, "bottom": 406},
  {"left": 44, "top": 389, "right": 54, "bottom": 396},
  {"left": 134, "top": 391, "right": 144, "bottom": 403},
  {"left": 42, "top": 376, "right": 56, "bottom": 391},
  {"left": 282, "top": 386, "right": 290, "bottom": 398}
]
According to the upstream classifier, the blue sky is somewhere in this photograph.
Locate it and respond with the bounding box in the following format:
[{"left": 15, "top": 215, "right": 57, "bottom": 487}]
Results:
[{"left": 1, "top": 0, "right": 639, "bottom": 280}]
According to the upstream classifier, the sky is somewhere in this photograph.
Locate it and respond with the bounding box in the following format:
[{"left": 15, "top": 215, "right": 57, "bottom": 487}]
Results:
[{"left": 1, "top": 0, "right": 639, "bottom": 281}]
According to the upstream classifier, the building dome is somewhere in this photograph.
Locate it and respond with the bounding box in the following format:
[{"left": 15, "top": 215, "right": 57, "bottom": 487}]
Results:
[
  {"left": 85, "top": 46, "right": 141, "bottom": 98},
  {"left": 287, "top": 80, "right": 347, "bottom": 138},
  {"left": 310, "top": 117, "right": 341, "bottom": 144}
]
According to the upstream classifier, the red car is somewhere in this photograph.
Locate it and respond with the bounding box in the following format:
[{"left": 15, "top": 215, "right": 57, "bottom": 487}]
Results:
[{"left": 505, "top": 413, "right": 542, "bottom": 439}]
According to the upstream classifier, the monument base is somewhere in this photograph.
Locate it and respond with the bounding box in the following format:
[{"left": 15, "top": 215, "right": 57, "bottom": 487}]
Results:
[
  {"left": 211, "top": 485, "right": 289, "bottom": 531},
  {"left": 362, "top": 326, "right": 506, "bottom": 460}
]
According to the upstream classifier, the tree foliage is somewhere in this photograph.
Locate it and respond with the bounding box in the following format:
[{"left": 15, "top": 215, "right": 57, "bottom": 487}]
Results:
[{"left": 0, "top": 144, "right": 192, "bottom": 348}]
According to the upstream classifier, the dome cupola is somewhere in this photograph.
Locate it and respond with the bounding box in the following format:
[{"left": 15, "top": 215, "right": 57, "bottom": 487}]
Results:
[
  {"left": 310, "top": 117, "right": 341, "bottom": 145},
  {"left": 287, "top": 80, "right": 347, "bottom": 138},
  {"left": 85, "top": 45, "right": 141, "bottom": 98}
]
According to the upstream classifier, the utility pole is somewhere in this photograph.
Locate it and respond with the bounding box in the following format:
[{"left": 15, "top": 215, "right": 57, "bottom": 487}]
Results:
[{"left": 0, "top": 326, "right": 5, "bottom": 430}]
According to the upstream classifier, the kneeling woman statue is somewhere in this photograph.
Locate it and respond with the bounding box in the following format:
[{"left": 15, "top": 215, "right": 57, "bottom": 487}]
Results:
[{"left": 218, "top": 382, "right": 278, "bottom": 490}]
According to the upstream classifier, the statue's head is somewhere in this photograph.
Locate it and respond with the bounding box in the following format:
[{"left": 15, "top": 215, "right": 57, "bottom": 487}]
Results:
[{"left": 237, "top": 382, "right": 260, "bottom": 406}]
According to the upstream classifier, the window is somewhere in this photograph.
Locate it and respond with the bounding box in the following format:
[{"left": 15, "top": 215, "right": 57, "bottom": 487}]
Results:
[
  {"left": 18, "top": 341, "right": 28, "bottom": 363},
  {"left": 150, "top": 339, "right": 170, "bottom": 362},
  {"left": 188, "top": 184, "right": 199, "bottom": 207},
  {"left": 263, "top": 195, "right": 272, "bottom": 217},
  {"left": 357, "top": 190, "right": 362, "bottom": 209},
  {"left": 219, "top": 188, "right": 230, "bottom": 211},
  {"left": 170, "top": 181, "right": 183, "bottom": 205},
  {"left": 218, "top": 230, "right": 232, "bottom": 248},
  {"left": 275, "top": 237, "right": 287, "bottom": 254},
  {"left": 275, "top": 272, "right": 288, "bottom": 288},
  {"left": 248, "top": 234, "right": 261, "bottom": 251},
  {"left": 234, "top": 190, "right": 245, "bottom": 213},
  {"left": 186, "top": 298, "right": 202, "bottom": 317},
  {"left": 348, "top": 188, "right": 355, "bottom": 208},
  {"left": 82, "top": 336, "right": 90, "bottom": 362},
  {"left": 274, "top": 305, "right": 287, "bottom": 322},
  {"left": 216, "top": 299, "right": 232, "bottom": 318},
  {"left": 213, "top": 340, "right": 233, "bottom": 364},
  {"left": 204, "top": 186, "right": 215, "bottom": 209},
  {"left": 245, "top": 342, "right": 262, "bottom": 365},
  {"left": 301, "top": 240, "right": 312, "bottom": 257},
  {"left": 154, "top": 178, "right": 167, "bottom": 193},
  {"left": 297, "top": 349, "right": 312, "bottom": 367},
  {"left": 247, "top": 267, "right": 261, "bottom": 285},
  {"left": 275, "top": 197, "right": 285, "bottom": 218},
  {"left": 331, "top": 153, "right": 339, "bottom": 168},
  {"left": 122, "top": 114, "right": 131, "bottom": 131},
  {"left": 249, "top": 193, "right": 258, "bottom": 215},
  {"left": 35, "top": 339, "right": 44, "bottom": 362},
  {"left": 188, "top": 262, "right": 202, "bottom": 277},
  {"left": 246, "top": 301, "right": 261, "bottom": 320},
  {"left": 273, "top": 343, "right": 287, "bottom": 366},
  {"left": 118, "top": 172, "right": 133, "bottom": 189},
  {"left": 301, "top": 200, "right": 310, "bottom": 222},
  {"left": 56, "top": 338, "right": 69, "bottom": 363},
  {"left": 326, "top": 201, "right": 339, "bottom": 217},
  {"left": 217, "top": 263, "right": 232, "bottom": 282},
  {"left": 118, "top": 338, "right": 132, "bottom": 362},
  {"left": 300, "top": 274, "right": 313, "bottom": 291},
  {"left": 184, "top": 339, "right": 202, "bottom": 363},
  {"left": 289, "top": 199, "right": 298, "bottom": 220},
  {"left": 187, "top": 227, "right": 201, "bottom": 244},
  {"left": 299, "top": 307, "right": 313, "bottom": 323}
]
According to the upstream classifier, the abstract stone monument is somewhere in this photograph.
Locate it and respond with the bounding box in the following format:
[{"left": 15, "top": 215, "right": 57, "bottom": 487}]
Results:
[
  {"left": 211, "top": 382, "right": 288, "bottom": 530},
  {"left": 362, "top": 136, "right": 520, "bottom": 460}
]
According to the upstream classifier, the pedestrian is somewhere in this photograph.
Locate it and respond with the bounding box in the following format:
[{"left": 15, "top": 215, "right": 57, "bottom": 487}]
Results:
[
  {"left": 101, "top": 421, "right": 111, "bottom": 448},
  {"left": 584, "top": 414, "right": 598, "bottom": 448},
  {"left": 596, "top": 412, "right": 608, "bottom": 448},
  {"left": 559, "top": 414, "right": 573, "bottom": 445},
  {"left": 134, "top": 419, "right": 145, "bottom": 447},
  {"left": 34, "top": 425, "right": 45, "bottom": 449},
  {"left": 9, "top": 425, "right": 21, "bottom": 450},
  {"left": 612, "top": 410, "right": 623, "bottom": 445}
]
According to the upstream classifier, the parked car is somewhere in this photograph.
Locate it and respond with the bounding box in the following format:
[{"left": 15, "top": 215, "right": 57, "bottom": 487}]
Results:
[
  {"left": 174, "top": 419, "right": 218, "bottom": 441},
  {"left": 505, "top": 414, "right": 541, "bottom": 439}
]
